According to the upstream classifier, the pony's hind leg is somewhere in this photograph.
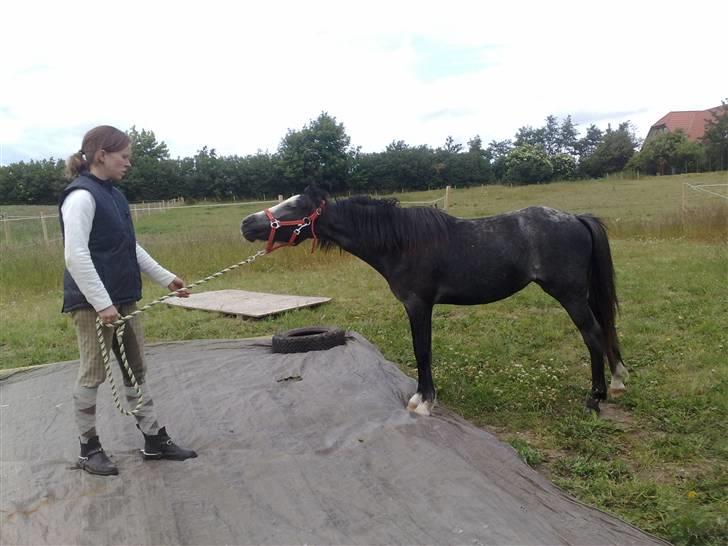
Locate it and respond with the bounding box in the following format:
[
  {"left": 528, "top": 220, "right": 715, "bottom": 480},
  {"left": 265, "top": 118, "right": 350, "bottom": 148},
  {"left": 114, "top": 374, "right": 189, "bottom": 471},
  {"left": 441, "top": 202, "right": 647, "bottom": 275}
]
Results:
[
  {"left": 557, "top": 296, "right": 609, "bottom": 412},
  {"left": 607, "top": 346, "right": 629, "bottom": 397},
  {"left": 587, "top": 294, "right": 628, "bottom": 398}
]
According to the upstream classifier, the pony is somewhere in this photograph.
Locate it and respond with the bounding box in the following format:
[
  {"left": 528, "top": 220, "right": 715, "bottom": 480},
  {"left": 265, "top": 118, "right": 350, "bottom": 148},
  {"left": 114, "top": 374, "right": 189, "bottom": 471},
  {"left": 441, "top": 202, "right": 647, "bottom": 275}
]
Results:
[{"left": 241, "top": 184, "right": 628, "bottom": 415}]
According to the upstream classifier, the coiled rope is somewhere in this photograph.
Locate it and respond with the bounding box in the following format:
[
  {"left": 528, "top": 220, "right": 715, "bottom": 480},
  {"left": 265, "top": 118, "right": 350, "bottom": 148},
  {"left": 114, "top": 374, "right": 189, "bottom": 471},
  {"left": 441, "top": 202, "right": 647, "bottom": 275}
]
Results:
[{"left": 96, "top": 249, "right": 268, "bottom": 415}]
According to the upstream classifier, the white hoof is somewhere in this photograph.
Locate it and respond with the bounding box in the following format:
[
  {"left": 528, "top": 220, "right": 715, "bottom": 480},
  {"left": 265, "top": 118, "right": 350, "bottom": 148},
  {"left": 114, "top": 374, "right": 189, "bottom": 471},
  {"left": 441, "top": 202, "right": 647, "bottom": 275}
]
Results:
[
  {"left": 609, "top": 380, "right": 626, "bottom": 397},
  {"left": 407, "top": 393, "right": 433, "bottom": 416},
  {"left": 407, "top": 393, "right": 423, "bottom": 411},
  {"left": 609, "top": 362, "right": 628, "bottom": 397},
  {"left": 414, "top": 401, "right": 433, "bottom": 416}
]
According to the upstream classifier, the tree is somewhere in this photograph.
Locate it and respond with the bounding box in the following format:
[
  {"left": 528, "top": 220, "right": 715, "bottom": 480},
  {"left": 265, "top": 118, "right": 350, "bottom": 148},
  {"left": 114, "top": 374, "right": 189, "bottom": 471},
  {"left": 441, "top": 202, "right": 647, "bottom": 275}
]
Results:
[
  {"left": 628, "top": 129, "right": 703, "bottom": 175},
  {"left": 504, "top": 145, "right": 553, "bottom": 184},
  {"left": 580, "top": 122, "right": 639, "bottom": 178},
  {"left": 124, "top": 127, "right": 176, "bottom": 201},
  {"left": 180, "top": 146, "right": 226, "bottom": 199},
  {"left": 701, "top": 99, "right": 728, "bottom": 171},
  {"left": 551, "top": 153, "right": 577, "bottom": 181},
  {"left": 436, "top": 136, "right": 483, "bottom": 187},
  {"left": 277, "top": 112, "right": 357, "bottom": 194},
  {"left": 514, "top": 115, "right": 578, "bottom": 158},
  {"left": 235, "top": 152, "right": 282, "bottom": 198},
  {"left": 576, "top": 124, "right": 604, "bottom": 161},
  {"left": 486, "top": 139, "right": 513, "bottom": 182},
  {"left": 514, "top": 126, "right": 545, "bottom": 151},
  {"left": 542, "top": 115, "right": 561, "bottom": 156},
  {"left": 467, "top": 136, "right": 483, "bottom": 155},
  {"left": 376, "top": 142, "right": 438, "bottom": 192},
  {"left": 128, "top": 127, "right": 169, "bottom": 160},
  {"left": 464, "top": 135, "right": 493, "bottom": 185},
  {"left": 557, "top": 115, "right": 579, "bottom": 157},
  {"left": 442, "top": 136, "right": 463, "bottom": 154},
  {"left": 0, "top": 158, "right": 65, "bottom": 204}
]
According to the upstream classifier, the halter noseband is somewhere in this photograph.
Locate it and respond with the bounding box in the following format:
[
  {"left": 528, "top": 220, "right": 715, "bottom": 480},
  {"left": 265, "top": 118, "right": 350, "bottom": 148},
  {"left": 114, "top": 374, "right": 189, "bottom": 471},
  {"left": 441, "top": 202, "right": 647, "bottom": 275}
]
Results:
[{"left": 264, "top": 200, "right": 325, "bottom": 253}]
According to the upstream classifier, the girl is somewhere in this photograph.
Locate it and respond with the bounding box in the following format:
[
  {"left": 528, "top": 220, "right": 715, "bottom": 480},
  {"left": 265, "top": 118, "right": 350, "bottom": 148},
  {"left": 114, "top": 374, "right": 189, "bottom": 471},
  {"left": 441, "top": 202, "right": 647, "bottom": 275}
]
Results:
[{"left": 61, "top": 125, "right": 197, "bottom": 475}]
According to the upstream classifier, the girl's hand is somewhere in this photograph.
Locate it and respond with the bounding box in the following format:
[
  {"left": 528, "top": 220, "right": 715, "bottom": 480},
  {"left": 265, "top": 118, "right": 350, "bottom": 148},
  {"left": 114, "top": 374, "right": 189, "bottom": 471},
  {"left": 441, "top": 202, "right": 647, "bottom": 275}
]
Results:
[
  {"left": 168, "top": 277, "right": 191, "bottom": 298},
  {"left": 98, "top": 305, "right": 120, "bottom": 324}
]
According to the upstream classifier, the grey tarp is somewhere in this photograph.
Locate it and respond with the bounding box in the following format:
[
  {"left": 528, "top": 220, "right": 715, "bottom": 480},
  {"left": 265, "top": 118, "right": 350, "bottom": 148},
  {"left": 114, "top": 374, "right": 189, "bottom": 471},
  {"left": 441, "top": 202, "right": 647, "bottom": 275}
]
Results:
[{"left": 1, "top": 333, "right": 666, "bottom": 546}]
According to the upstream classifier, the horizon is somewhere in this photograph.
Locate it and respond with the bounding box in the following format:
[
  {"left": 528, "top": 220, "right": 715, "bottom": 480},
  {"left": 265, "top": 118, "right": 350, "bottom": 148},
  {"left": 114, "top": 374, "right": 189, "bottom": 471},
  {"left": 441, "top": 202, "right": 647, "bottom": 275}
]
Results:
[{"left": 2, "top": 0, "right": 725, "bottom": 166}]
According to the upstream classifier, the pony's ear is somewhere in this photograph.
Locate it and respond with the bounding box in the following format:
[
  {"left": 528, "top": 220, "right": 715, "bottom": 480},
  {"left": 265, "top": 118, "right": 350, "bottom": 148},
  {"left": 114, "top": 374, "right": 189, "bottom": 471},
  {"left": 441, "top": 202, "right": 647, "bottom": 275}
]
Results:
[{"left": 304, "top": 183, "right": 330, "bottom": 204}]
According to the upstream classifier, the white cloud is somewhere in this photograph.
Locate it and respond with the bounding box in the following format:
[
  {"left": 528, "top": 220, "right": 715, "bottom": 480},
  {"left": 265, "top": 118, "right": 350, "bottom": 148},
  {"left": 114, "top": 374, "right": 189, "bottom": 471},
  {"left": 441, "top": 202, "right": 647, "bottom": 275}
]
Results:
[{"left": 2, "top": 0, "right": 726, "bottom": 164}]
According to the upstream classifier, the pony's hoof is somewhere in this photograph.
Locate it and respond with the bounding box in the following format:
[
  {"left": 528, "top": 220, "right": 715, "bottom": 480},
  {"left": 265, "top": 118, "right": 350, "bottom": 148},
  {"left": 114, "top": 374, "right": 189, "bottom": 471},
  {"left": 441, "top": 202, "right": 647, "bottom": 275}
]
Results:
[
  {"left": 406, "top": 393, "right": 433, "bottom": 416},
  {"left": 407, "top": 393, "right": 423, "bottom": 411},
  {"left": 584, "top": 396, "right": 601, "bottom": 414},
  {"left": 609, "top": 383, "right": 626, "bottom": 398}
]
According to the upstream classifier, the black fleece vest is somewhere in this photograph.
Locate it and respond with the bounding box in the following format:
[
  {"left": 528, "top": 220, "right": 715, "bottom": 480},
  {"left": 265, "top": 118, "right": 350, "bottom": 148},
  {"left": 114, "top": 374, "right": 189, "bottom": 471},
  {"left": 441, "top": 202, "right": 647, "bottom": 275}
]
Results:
[{"left": 59, "top": 174, "right": 142, "bottom": 312}]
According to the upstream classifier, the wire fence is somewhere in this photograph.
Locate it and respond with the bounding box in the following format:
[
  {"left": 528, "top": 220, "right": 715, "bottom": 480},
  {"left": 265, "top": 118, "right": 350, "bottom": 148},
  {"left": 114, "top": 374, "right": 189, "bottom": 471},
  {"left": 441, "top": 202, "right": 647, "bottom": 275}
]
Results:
[
  {"left": 0, "top": 197, "right": 282, "bottom": 248},
  {"left": 0, "top": 187, "right": 451, "bottom": 248},
  {"left": 682, "top": 183, "right": 728, "bottom": 212},
  {"left": 389, "top": 186, "right": 451, "bottom": 209}
]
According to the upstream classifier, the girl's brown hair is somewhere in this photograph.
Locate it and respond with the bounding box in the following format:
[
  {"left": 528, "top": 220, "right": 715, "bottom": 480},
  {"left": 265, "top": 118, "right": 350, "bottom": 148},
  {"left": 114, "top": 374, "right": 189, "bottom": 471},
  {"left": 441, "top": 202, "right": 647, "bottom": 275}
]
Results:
[{"left": 65, "top": 125, "right": 131, "bottom": 180}]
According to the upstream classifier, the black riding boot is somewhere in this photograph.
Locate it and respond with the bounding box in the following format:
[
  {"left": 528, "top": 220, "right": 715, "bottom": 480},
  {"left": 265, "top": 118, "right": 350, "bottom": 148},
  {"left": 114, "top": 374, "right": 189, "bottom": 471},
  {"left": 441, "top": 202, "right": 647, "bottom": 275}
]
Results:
[
  {"left": 140, "top": 426, "right": 197, "bottom": 461},
  {"left": 78, "top": 436, "right": 118, "bottom": 476}
]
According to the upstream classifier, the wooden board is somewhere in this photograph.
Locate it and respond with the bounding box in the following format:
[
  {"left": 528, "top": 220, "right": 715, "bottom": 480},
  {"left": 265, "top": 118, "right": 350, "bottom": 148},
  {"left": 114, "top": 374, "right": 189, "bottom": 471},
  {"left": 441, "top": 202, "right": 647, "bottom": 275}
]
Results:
[{"left": 164, "top": 289, "right": 330, "bottom": 319}]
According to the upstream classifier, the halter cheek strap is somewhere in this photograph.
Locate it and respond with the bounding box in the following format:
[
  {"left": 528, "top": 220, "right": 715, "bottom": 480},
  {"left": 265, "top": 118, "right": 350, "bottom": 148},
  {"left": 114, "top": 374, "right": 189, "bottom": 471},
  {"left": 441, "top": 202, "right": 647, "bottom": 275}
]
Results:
[{"left": 264, "top": 201, "right": 325, "bottom": 253}]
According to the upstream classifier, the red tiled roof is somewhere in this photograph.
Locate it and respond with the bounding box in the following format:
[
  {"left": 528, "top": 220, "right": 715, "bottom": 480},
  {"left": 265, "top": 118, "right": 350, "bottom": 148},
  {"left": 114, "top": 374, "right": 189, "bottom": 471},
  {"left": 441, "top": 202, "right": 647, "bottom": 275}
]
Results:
[{"left": 649, "top": 106, "right": 723, "bottom": 141}]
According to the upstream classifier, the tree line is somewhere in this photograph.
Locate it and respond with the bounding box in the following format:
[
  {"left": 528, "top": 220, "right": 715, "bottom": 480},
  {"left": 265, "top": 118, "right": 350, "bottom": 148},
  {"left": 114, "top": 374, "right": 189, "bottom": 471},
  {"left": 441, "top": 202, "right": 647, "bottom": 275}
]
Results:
[{"left": 1, "top": 102, "right": 726, "bottom": 205}]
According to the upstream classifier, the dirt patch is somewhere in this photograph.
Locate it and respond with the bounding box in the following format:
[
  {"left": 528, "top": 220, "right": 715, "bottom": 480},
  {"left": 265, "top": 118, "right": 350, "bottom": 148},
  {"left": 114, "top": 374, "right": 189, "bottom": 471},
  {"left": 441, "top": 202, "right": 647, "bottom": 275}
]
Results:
[
  {"left": 636, "top": 460, "right": 720, "bottom": 485},
  {"left": 599, "top": 401, "right": 636, "bottom": 429}
]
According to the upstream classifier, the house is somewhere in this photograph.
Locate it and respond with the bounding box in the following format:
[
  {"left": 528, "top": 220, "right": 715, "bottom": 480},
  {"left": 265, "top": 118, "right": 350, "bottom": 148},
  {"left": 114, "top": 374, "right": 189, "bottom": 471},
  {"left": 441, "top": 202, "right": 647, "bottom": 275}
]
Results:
[{"left": 643, "top": 105, "right": 723, "bottom": 146}]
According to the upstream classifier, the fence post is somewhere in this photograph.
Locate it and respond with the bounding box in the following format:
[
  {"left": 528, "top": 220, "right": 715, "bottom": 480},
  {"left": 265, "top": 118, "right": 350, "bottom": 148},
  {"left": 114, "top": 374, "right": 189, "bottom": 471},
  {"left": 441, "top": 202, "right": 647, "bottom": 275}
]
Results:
[
  {"left": 40, "top": 212, "right": 49, "bottom": 245},
  {"left": 2, "top": 216, "right": 10, "bottom": 244},
  {"left": 278, "top": 195, "right": 283, "bottom": 202},
  {"left": 681, "top": 182, "right": 688, "bottom": 234},
  {"left": 444, "top": 186, "right": 451, "bottom": 210}
]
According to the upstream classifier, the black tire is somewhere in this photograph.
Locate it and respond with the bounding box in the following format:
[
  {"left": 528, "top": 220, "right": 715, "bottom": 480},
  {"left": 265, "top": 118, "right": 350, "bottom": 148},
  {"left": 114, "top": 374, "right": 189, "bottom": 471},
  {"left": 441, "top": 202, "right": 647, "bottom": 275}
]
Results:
[{"left": 272, "top": 326, "right": 347, "bottom": 354}]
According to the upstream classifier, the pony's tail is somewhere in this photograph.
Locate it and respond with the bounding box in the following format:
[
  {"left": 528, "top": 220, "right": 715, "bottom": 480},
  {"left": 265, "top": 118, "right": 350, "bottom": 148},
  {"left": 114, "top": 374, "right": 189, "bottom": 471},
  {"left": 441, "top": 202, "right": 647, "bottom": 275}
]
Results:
[{"left": 578, "top": 215, "right": 622, "bottom": 363}]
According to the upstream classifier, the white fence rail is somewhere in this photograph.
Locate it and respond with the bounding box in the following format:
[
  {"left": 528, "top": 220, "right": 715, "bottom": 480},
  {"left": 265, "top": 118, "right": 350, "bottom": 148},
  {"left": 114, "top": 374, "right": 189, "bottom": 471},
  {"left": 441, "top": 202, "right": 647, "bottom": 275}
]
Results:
[{"left": 682, "top": 183, "right": 728, "bottom": 213}]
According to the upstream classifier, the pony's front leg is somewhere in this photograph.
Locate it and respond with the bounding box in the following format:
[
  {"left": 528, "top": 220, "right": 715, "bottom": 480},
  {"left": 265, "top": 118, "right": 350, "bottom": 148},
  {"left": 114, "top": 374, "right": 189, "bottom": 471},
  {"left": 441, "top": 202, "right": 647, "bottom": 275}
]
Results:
[{"left": 404, "top": 301, "right": 435, "bottom": 416}]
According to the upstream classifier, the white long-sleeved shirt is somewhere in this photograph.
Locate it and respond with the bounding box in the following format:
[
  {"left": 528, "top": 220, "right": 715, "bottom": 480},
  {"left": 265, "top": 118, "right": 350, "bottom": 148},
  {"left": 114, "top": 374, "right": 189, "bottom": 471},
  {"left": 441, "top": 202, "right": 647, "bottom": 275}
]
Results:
[{"left": 61, "top": 189, "right": 176, "bottom": 311}]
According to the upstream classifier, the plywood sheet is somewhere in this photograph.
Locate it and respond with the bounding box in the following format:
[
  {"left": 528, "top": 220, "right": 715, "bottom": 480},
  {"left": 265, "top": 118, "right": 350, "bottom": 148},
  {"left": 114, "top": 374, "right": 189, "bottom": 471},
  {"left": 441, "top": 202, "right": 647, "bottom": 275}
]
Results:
[{"left": 164, "top": 289, "right": 330, "bottom": 318}]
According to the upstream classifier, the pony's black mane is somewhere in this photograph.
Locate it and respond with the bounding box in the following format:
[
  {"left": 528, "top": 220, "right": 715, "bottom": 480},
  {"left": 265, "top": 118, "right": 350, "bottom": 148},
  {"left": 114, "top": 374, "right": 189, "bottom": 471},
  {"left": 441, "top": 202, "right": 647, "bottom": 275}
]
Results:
[{"left": 320, "top": 194, "right": 455, "bottom": 253}]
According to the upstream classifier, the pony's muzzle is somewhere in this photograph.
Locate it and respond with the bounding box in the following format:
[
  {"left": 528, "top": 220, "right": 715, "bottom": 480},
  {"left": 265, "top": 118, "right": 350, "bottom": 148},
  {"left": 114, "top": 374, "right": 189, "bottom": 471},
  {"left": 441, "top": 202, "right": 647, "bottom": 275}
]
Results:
[{"left": 241, "top": 215, "right": 262, "bottom": 242}]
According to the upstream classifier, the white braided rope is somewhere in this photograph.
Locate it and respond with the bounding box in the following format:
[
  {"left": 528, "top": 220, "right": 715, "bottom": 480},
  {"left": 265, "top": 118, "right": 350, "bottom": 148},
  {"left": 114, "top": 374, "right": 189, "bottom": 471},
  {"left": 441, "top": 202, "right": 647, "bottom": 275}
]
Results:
[
  {"left": 96, "top": 248, "right": 268, "bottom": 415},
  {"left": 95, "top": 319, "right": 144, "bottom": 415}
]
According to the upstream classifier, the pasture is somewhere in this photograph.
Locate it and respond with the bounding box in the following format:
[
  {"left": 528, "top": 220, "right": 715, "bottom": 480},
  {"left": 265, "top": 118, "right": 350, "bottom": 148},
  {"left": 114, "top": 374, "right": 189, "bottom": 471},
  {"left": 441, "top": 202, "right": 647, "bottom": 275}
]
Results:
[{"left": 1, "top": 172, "right": 726, "bottom": 544}]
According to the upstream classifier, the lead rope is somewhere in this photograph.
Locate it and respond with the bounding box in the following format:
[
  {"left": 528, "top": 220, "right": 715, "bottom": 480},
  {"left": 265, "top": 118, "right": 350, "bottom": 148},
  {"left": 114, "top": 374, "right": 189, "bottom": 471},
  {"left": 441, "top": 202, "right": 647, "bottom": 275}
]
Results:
[{"left": 96, "top": 248, "right": 268, "bottom": 416}]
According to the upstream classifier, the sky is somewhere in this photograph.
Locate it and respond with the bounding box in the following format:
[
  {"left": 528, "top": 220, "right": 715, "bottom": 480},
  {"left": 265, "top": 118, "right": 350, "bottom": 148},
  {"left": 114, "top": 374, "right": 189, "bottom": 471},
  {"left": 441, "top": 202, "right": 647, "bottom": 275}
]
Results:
[{"left": 2, "top": 0, "right": 726, "bottom": 166}]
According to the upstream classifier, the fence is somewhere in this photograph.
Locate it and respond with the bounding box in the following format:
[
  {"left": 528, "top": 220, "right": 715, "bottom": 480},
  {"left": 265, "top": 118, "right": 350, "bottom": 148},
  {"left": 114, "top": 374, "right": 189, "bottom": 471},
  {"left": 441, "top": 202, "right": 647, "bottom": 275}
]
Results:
[
  {"left": 0, "top": 197, "right": 283, "bottom": 247},
  {"left": 0, "top": 198, "right": 186, "bottom": 247},
  {"left": 682, "top": 183, "right": 728, "bottom": 213},
  {"left": 399, "top": 186, "right": 450, "bottom": 210},
  {"left": 1, "top": 188, "right": 451, "bottom": 248}
]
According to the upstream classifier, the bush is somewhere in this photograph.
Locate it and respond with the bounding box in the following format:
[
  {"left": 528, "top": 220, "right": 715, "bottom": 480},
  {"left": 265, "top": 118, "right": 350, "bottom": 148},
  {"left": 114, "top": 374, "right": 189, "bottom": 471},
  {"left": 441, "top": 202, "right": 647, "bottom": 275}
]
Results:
[{"left": 505, "top": 145, "right": 553, "bottom": 184}]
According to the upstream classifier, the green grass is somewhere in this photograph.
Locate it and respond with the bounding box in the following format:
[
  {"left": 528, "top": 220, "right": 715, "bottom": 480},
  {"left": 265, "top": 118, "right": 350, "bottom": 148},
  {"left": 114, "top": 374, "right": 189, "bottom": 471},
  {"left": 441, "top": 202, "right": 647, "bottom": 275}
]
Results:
[{"left": 1, "top": 172, "right": 727, "bottom": 544}]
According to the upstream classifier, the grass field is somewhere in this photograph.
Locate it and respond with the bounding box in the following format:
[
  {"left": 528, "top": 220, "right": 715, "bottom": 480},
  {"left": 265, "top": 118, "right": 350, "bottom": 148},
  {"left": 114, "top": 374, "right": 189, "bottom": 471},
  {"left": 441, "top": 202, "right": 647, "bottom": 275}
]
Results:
[{"left": 1, "top": 172, "right": 726, "bottom": 544}]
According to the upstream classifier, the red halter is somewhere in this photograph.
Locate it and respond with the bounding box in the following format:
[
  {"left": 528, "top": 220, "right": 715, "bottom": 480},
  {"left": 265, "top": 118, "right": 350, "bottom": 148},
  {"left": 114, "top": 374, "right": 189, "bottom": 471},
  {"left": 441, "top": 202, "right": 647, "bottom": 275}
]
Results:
[{"left": 263, "top": 200, "right": 325, "bottom": 253}]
